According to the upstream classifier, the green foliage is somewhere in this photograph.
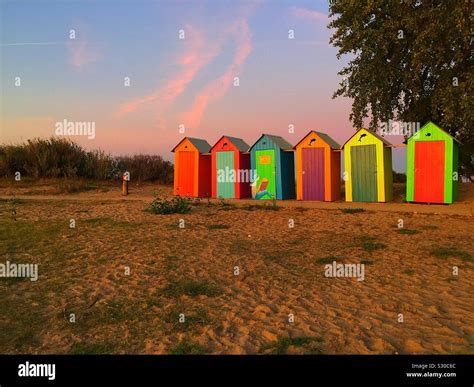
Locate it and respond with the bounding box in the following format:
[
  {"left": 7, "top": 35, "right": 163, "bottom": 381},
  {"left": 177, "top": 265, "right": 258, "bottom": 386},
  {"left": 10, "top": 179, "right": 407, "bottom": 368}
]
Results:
[
  {"left": 431, "top": 247, "right": 471, "bottom": 261},
  {"left": 397, "top": 228, "right": 419, "bottom": 235},
  {"left": 271, "top": 198, "right": 279, "bottom": 210},
  {"left": 148, "top": 197, "right": 192, "bottom": 215},
  {"left": 316, "top": 256, "right": 341, "bottom": 265},
  {"left": 329, "top": 1, "right": 473, "bottom": 177},
  {"left": 340, "top": 208, "right": 365, "bottom": 214},
  {"left": 357, "top": 235, "right": 386, "bottom": 252},
  {"left": 207, "top": 224, "right": 230, "bottom": 230},
  {"left": 0, "top": 137, "right": 173, "bottom": 183},
  {"left": 115, "top": 154, "right": 174, "bottom": 183}
]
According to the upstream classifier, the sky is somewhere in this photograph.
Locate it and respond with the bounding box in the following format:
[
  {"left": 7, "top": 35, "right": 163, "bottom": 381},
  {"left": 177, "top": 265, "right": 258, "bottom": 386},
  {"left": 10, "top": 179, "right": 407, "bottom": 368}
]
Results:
[{"left": 0, "top": 0, "right": 406, "bottom": 171}]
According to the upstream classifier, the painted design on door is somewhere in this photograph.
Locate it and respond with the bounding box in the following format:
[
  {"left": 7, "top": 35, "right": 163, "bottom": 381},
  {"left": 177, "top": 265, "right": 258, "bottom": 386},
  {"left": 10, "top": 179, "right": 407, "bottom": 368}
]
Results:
[
  {"left": 177, "top": 151, "right": 195, "bottom": 196},
  {"left": 351, "top": 145, "right": 378, "bottom": 202},
  {"left": 414, "top": 141, "right": 444, "bottom": 203},
  {"left": 254, "top": 150, "right": 276, "bottom": 199},
  {"left": 216, "top": 151, "right": 235, "bottom": 198},
  {"left": 302, "top": 148, "right": 325, "bottom": 200}
]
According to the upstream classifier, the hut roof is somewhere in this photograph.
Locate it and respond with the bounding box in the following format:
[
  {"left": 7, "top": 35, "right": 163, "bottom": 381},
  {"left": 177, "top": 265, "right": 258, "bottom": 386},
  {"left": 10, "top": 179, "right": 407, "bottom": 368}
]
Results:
[
  {"left": 412, "top": 121, "right": 461, "bottom": 143},
  {"left": 294, "top": 130, "right": 341, "bottom": 149},
  {"left": 212, "top": 136, "right": 250, "bottom": 152},
  {"left": 342, "top": 128, "right": 392, "bottom": 148},
  {"left": 172, "top": 137, "right": 211, "bottom": 153},
  {"left": 250, "top": 134, "right": 294, "bottom": 151}
]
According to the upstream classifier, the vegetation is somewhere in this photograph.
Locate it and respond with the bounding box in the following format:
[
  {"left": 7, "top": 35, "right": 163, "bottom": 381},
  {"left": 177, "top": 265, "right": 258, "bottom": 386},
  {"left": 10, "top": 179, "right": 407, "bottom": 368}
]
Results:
[
  {"left": 329, "top": 1, "right": 473, "bottom": 178},
  {"left": 0, "top": 137, "right": 173, "bottom": 183},
  {"left": 397, "top": 228, "right": 419, "bottom": 235},
  {"left": 148, "top": 197, "right": 192, "bottom": 215},
  {"left": 357, "top": 235, "right": 387, "bottom": 252},
  {"left": 340, "top": 208, "right": 365, "bottom": 214},
  {"left": 207, "top": 224, "right": 230, "bottom": 230},
  {"left": 431, "top": 247, "right": 472, "bottom": 262},
  {"left": 316, "top": 256, "right": 342, "bottom": 265}
]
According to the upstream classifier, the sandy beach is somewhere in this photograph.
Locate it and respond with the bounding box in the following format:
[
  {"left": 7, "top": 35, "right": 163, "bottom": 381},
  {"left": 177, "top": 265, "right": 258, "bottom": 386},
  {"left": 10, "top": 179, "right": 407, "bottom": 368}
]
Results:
[{"left": 0, "top": 180, "right": 472, "bottom": 354}]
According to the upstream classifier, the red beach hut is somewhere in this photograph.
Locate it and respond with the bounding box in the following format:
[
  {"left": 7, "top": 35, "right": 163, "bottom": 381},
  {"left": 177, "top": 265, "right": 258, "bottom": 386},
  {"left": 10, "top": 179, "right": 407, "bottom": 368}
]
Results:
[{"left": 211, "top": 136, "right": 251, "bottom": 199}]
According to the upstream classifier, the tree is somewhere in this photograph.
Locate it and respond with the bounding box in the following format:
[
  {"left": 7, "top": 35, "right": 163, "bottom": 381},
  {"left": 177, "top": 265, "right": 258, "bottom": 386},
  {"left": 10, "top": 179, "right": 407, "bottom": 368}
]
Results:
[{"left": 329, "top": 0, "right": 473, "bottom": 178}]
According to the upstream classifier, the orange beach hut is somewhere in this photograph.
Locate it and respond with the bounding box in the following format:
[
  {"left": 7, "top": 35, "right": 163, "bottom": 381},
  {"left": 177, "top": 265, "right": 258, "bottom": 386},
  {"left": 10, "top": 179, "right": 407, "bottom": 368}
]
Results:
[
  {"left": 294, "top": 130, "right": 341, "bottom": 201},
  {"left": 172, "top": 137, "right": 212, "bottom": 197}
]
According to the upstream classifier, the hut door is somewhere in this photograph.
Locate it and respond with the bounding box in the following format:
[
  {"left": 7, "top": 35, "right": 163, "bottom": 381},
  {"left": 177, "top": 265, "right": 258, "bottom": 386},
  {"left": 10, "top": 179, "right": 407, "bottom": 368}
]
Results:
[
  {"left": 414, "top": 141, "right": 444, "bottom": 203},
  {"left": 177, "top": 151, "right": 195, "bottom": 196},
  {"left": 255, "top": 150, "right": 276, "bottom": 199},
  {"left": 216, "top": 151, "right": 235, "bottom": 198},
  {"left": 302, "top": 148, "right": 325, "bottom": 200},
  {"left": 351, "top": 145, "right": 378, "bottom": 202}
]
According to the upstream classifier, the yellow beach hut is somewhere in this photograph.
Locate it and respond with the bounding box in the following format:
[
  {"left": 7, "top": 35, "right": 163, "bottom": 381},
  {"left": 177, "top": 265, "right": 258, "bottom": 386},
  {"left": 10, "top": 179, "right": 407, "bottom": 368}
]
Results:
[{"left": 343, "top": 128, "right": 393, "bottom": 202}]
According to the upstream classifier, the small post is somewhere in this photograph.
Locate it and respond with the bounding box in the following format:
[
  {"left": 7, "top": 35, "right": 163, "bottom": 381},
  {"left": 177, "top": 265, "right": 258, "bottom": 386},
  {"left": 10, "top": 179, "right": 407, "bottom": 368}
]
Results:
[{"left": 122, "top": 171, "right": 129, "bottom": 196}]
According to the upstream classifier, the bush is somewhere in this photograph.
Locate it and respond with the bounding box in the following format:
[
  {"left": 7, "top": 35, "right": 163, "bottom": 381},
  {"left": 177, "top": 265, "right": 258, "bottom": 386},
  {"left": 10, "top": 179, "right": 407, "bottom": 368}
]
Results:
[
  {"left": 0, "top": 137, "right": 174, "bottom": 184},
  {"left": 116, "top": 154, "right": 174, "bottom": 183},
  {"left": 148, "top": 197, "right": 192, "bottom": 214}
]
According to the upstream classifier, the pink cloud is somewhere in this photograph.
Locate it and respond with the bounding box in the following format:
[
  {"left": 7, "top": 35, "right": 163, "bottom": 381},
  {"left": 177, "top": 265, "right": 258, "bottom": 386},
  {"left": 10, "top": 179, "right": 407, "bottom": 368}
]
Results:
[
  {"left": 290, "top": 6, "right": 328, "bottom": 22},
  {"left": 117, "top": 25, "right": 225, "bottom": 117},
  {"left": 182, "top": 20, "right": 253, "bottom": 129},
  {"left": 67, "top": 40, "right": 99, "bottom": 70}
]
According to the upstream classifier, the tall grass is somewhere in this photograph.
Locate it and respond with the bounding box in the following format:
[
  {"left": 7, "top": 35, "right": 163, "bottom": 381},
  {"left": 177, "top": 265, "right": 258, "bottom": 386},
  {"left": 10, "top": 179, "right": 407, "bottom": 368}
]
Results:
[
  {"left": 0, "top": 137, "right": 173, "bottom": 183},
  {"left": 115, "top": 155, "right": 173, "bottom": 183}
]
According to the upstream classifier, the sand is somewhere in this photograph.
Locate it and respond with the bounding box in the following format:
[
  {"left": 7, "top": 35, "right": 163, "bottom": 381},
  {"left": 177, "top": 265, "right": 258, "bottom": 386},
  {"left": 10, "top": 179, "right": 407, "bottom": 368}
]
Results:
[{"left": 0, "top": 181, "right": 472, "bottom": 354}]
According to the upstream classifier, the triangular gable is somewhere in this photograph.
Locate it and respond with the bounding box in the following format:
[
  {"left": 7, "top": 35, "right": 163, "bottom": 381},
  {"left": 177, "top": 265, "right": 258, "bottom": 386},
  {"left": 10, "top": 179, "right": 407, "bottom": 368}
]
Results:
[
  {"left": 342, "top": 128, "right": 392, "bottom": 148},
  {"left": 408, "top": 121, "right": 461, "bottom": 143},
  {"left": 172, "top": 137, "right": 211, "bottom": 153},
  {"left": 211, "top": 135, "right": 250, "bottom": 153},
  {"left": 294, "top": 130, "right": 340, "bottom": 149},
  {"left": 249, "top": 134, "right": 293, "bottom": 151}
]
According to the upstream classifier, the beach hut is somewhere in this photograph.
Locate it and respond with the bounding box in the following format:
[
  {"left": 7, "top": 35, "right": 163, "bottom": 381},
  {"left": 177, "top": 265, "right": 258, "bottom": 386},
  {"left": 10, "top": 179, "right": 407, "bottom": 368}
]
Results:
[
  {"left": 406, "top": 122, "right": 459, "bottom": 204},
  {"left": 343, "top": 128, "right": 393, "bottom": 202},
  {"left": 172, "top": 137, "right": 212, "bottom": 197},
  {"left": 211, "top": 135, "right": 251, "bottom": 199},
  {"left": 249, "top": 134, "right": 295, "bottom": 200},
  {"left": 294, "top": 130, "right": 341, "bottom": 201}
]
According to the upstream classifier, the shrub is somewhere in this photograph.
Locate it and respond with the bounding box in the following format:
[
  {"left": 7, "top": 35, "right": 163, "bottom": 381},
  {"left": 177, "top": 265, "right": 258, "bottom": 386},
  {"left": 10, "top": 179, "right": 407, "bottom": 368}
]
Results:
[
  {"left": 0, "top": 137, "right": 174, "bottom": 183},
  {"left": 116, "top": 154, "right": 174, "bottom": 183},
  {"left": 148, "top": 197, "right": 192, "bottom": 214}
]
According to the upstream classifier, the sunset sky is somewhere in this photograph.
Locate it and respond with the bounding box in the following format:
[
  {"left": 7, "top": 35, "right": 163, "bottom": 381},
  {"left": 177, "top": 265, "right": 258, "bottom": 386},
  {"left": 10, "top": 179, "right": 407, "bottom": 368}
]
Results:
[{"left": 1, "top": 0, "right": 406, "bottom": 170}]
